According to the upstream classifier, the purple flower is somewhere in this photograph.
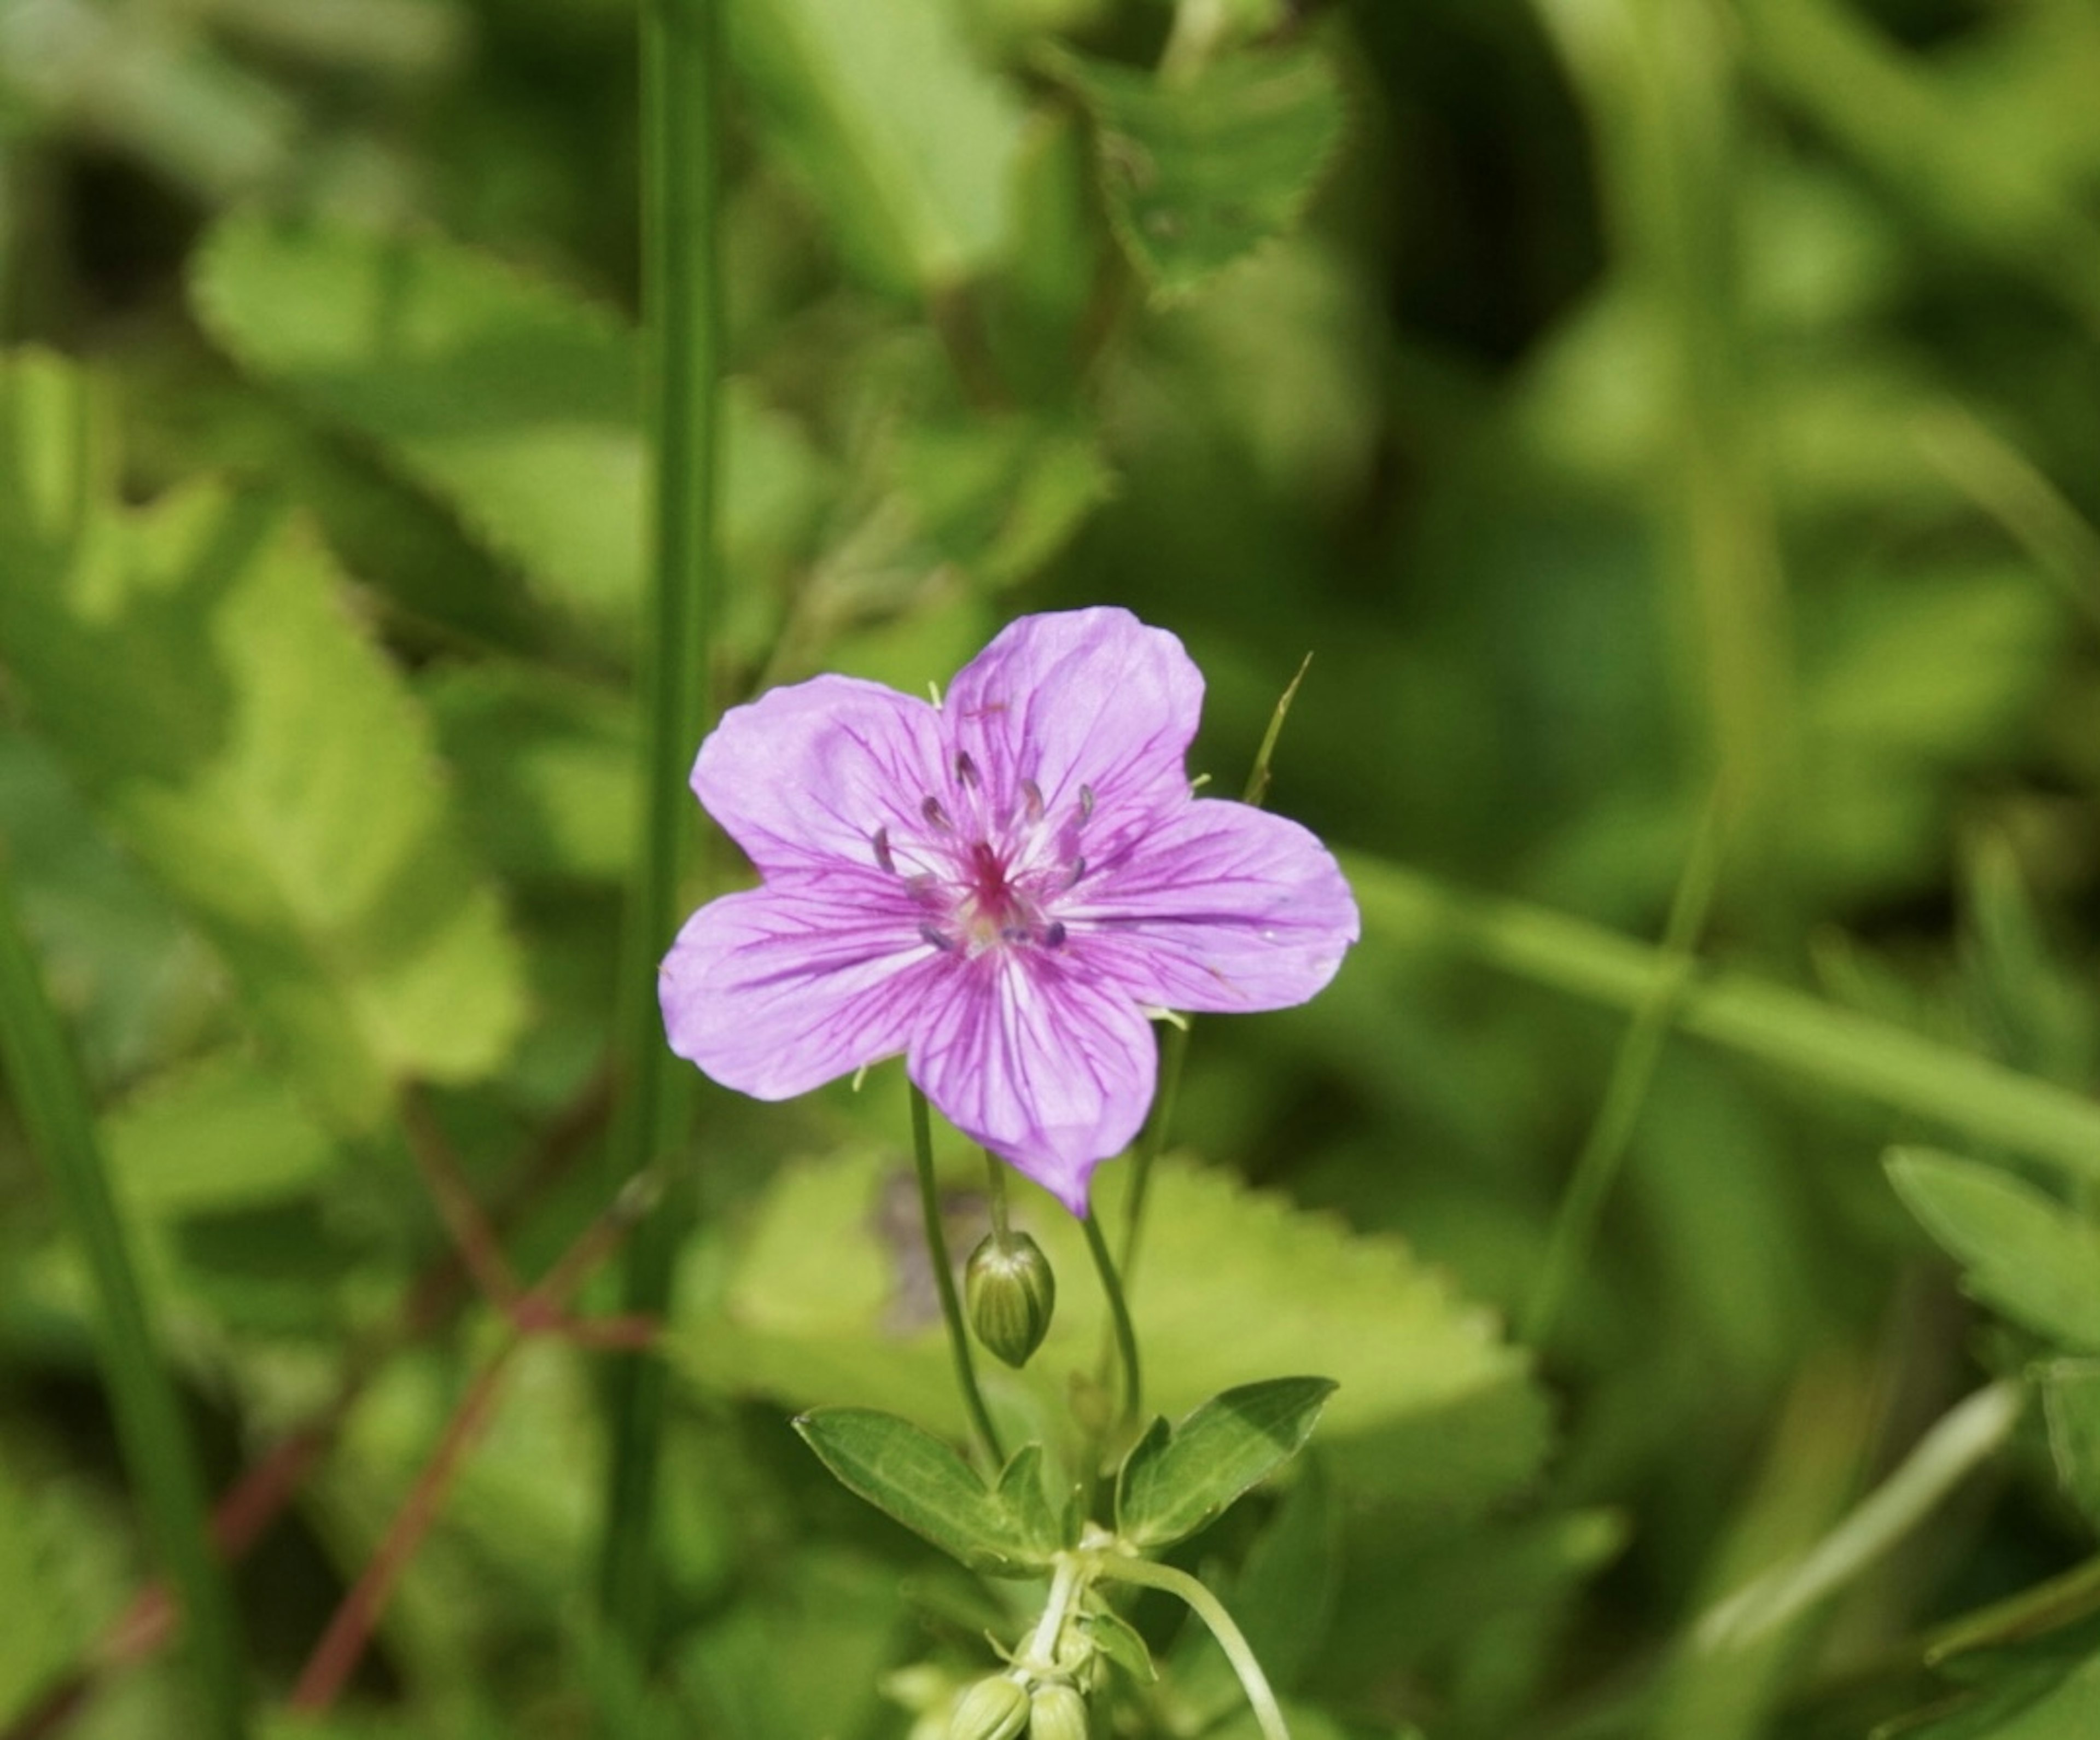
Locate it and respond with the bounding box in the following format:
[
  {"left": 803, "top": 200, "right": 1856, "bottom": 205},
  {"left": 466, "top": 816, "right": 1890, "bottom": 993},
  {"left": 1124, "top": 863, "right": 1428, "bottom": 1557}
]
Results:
[{"left": 658, "top": 608, "right": 1360, "bottom": 1214}]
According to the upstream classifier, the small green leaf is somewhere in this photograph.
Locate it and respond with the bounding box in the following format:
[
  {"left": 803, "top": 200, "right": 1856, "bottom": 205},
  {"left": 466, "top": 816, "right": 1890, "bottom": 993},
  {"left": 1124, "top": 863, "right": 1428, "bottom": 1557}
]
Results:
[
  {"left": 793, "top": 1409, "right": 1059, "bottom": 1577},
  {"left": 1044, "top": 39, "right": 1347, "bottom": 303},
  {"left": 1116, "top": 1376, "right": 1337, "bottom": 1549},
  {"left": 2041, "top": 1360, "right": 2100, "bottom": 1529},
  {"left": 1080, "top": 1607, "right": 1158, "bottom": 1684},
  {"left": 1887, "top": 1149, "right": 2100, "bottom": 1350}
]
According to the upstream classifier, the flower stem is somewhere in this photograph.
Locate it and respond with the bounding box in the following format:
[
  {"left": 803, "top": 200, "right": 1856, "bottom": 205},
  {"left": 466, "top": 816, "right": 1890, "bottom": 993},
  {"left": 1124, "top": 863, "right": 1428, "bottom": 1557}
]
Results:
[
  {"left": 0, "top": 847, "right": 249, "bottom": 1739},
  {"left": 913, "top": 1086, "right": 1006, "bottom": 1469},
  {"left": 598, "top": 0, "right": 721, "bottom": 1649},
  {"left": 1082, "top": 1209, "right": 1142, "bottom": 1437},
  {"left": 1116, "top": 1017, "right": 1190, "bottom": 1283},
  {"left": 1089, "top": 1552, "right": 1290, "bottom": 1740},
  {"left": 983, "top": 1147, "right": 1012, "bottom": 1244}
]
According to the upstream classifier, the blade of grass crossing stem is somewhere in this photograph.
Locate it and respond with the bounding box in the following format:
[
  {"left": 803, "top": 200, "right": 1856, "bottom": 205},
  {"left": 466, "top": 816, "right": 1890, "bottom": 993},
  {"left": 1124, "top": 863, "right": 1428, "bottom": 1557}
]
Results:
[
  {"left": 1524, "top": 795, "right": 1728, "bottom": 1347},
  {"left": 597, "top": 0, "right": 721, "bottom": 1651},
  {"left": 1348, "top": 855, "right": 2100, "bottom": 1183},
  {"left": 0, "top": 846, "right": 249, "bottom": 1738}
]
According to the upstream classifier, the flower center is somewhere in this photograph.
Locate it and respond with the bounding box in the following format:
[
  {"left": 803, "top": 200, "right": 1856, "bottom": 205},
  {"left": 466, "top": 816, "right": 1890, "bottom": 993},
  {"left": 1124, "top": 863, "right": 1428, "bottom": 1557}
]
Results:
[{"left": 872, "top": 777, "right": 1094, "bottom": 958}]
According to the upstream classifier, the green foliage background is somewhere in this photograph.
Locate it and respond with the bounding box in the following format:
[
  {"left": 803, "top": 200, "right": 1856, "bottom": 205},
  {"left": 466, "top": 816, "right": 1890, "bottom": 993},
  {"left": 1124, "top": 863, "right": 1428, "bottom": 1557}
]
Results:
[{"left": 3, "top": 0, "right": 2100, "bottom": 1735}]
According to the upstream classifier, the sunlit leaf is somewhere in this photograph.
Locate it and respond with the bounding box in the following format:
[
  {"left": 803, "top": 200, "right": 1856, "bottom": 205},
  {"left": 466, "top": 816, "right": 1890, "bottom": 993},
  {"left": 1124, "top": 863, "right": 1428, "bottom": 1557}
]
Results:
[{"left": 0, "top": 351, "right": 526, "bottom": 1130}]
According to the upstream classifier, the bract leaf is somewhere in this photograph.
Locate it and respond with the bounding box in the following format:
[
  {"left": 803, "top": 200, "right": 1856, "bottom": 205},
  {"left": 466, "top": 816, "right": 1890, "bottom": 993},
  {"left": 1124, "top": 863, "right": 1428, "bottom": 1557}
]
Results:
[
  {"left": 1887, "top": 1149, "right": 2100, "bottom": 1351},
  {"left": 1043, "top": 38, "right": 1347, "bottom": 303},
  {"left": 793, "top": 1409, "right": 1059, "bottom": 1577},
  {"left": 1080, "top": 1607, "right": 1157, "bottom": 1683},
  {"left": 0, "top": 352, "right": 525, "bottom": 1131},
  {"left": 1116, "top": 1376, "right": 1336, "bottom": 1549}
]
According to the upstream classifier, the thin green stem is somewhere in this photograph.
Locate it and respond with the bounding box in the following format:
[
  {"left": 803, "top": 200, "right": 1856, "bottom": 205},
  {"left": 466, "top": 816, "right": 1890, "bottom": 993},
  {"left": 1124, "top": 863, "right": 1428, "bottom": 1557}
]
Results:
[
  {"left": 1116, "top": 1018, "right": 1189, "bottom": 1283},
  {"left": 597, "top": 0, "right": 720, "bottom": 1650},
  {"left": 0, "top": 847, "right": 248, "bottom": 1739},
  {"left": 913, "top": 1087, "right": 1006, "bottom": 1470},
  {"left": 983, "top": 1147, "right": 1012, "bottom": 1244},
  {"left": 1083, "top": 1211, "right": 1142, "bottom": 1437},
  {"left": 1089, "top": 1552, "right": 1289, "bottom": 1740},
  {"left": 1522, "top": 795, "right": 1727, "bottom": 1348}
]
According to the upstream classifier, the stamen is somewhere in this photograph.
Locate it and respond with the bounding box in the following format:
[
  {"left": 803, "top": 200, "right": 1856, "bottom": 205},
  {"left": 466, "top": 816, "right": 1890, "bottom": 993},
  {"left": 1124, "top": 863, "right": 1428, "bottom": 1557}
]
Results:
[
  {"left": 922, "top": 795, "right": 953, "bottom": 831},
  {"left": 1019, "top": 777, "right": 1045, "bottom": 822},
  {"left": 871, "top": 825, "right": 895, "bottom": 873},
  {"left": 955, "top": 750, "right": 979, "bottom": 789},
  {"left": 1041, "top": 921, "right": 1067, "bottom": 948},
  {"left": 919, "top": 922, "right": 956, "bottom": 952},
  {"left": 1077, "top": 783, "right": 1095, "bottom": 822},
  {"left": 1065, "top": 856, "right": 1087, "bottom": 889}
]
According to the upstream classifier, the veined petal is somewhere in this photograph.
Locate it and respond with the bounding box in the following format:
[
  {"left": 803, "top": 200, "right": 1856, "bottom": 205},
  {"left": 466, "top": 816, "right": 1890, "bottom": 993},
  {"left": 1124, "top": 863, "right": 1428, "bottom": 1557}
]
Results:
[
  {"left": 660, "top": 877, "right": 948, "bottom": 1100},
  {"left": 1064, "top": 800, "right": 1358, "bottom": 1013},
  {"left": 693, "top": 675, "right": 947, "bottom": 875},
  {"left": 909, "top": 952, "right": 1157, "bottom": 1215},
  {"left": 942, "top": 607, "right": 1202, "bottom": 829}
]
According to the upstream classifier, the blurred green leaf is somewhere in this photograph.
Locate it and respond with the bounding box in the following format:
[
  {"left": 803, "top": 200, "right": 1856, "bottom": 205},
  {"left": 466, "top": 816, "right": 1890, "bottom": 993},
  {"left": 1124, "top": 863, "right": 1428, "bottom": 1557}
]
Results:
[
  {"left": 2041, "top": 1361, "right": 2100, "bottom": 1530},
  {"left": 1887, "top": 1151, "right": 2100, "bottom": 1351},
  {"left": 189, "top": 214, "right": 829, "bottom": 647},
  {"left": 0, "top": 350, "right": 526, "bottom": 1131},
  {"left": 1879, "top": 1640, "right": 2100, "bottom": 1739},
  {"left": 1044, "top": 38, "right": 1346, "bottom": 303},
  {"left": 792, "top": 1409, "right": 1061, "bottom": 1576},
  {"left": 1116, "top": 1376, "right": 1334, "bottom": 1550},
  {"left": 102, "top": 1051, "right": 344, "bottom": 1218},
  {"left": 727, "top": 0, "right": 1025, "bottom": 294}
]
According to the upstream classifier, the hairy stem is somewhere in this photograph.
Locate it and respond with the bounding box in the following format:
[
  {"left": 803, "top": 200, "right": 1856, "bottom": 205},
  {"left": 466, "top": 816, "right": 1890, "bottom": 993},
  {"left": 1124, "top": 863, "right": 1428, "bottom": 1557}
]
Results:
[
  {"left": 1083, "top": 1211, "right": 1142, "bottom": 1438},
  {"left": 1089, "top": 1552, "right": 1288, "bottom": 1740}
]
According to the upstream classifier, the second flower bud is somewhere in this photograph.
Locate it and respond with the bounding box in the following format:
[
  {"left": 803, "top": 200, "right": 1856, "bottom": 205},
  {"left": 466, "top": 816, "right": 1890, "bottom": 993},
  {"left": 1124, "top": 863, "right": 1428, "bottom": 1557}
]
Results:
[{"left": 965, "top": 1230, "right": 1057, "bottom": 1368}]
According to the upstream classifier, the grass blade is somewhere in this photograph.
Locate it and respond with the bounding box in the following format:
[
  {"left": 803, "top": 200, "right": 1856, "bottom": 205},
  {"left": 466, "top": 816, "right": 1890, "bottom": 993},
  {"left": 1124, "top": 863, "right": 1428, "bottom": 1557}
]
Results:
[{"left": 0, "top": 845, "right": 249, "bottom": 1738}]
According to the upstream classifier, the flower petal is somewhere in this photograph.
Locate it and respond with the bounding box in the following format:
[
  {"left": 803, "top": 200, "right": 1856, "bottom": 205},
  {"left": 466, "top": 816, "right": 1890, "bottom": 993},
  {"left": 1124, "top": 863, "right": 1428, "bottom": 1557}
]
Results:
[
  {"left": 942, "top": 607, "right": 1203, "bottom": 830},
  {"left": 692, "top": 674, "right": 948, "bottom": 875},
  {"left": 1063, "top": 800, "right": 1359, "bottom": 1012},
  {"left": 909, "top": 952, "right": 1157, "bottom": 1215},
  {"left": 660, "top": 876, "right": 949, "bottom": 1099}
]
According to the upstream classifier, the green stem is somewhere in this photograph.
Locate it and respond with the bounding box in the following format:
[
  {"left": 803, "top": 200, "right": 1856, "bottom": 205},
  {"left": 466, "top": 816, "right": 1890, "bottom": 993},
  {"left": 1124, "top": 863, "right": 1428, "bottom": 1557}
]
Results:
[
  {"left": 983, "top": 1147, "right": 1012, "bottom": 1244},
  {"left": 1522, "top": 795, "right": 1727, "bottom": 1348},
  {"left": 1083, "top": 1211, "right": 1142, "bottom": 1437},
  {"left": 913, "top": 1087, "right": 1006, "bottom": 1470},
  {"left": 597, "top": 0, "right": 720, "bottom": 1648},
  {"left": 1089, "top": 1552, "right": 1288, "bottom": 1740},
  {"left": 0, "top": 847, "right": 249, "bottom": 1739},
  {"left": 1116, "top": 1019, "right": 1189, "bottom": 1283}
]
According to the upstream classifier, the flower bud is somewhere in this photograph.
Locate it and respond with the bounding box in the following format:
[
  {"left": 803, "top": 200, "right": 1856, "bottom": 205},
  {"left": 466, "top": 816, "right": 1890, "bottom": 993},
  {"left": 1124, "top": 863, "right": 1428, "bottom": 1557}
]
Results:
[
  {"left": 1029, "top": 1681, "right": 1090, "bottom": 1740},
  {"left": 965, "top": 1231, "right": 1057, "bottom": 1368},
  {"left": 948, "top": 1674, "right": 1030, "bottom": 1740}
]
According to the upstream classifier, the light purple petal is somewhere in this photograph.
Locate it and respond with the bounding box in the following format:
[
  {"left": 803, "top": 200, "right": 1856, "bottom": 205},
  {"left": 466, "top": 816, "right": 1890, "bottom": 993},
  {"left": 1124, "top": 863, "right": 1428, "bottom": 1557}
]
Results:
[
  {"left": 942, "top": 607, "right": 1203, "bottom": 830},
  {"left": 692, "top": 675, "right": 948, "bottom": 875},
  {"left": 1063, "top": 800, "right": 1359, "bottom": 1014},
  {"left": 660, "top": 877, "right": 950, "bottom": 1100},
  {"left": 909, "top": 952, "right": 1158, "bottom": 1215}
]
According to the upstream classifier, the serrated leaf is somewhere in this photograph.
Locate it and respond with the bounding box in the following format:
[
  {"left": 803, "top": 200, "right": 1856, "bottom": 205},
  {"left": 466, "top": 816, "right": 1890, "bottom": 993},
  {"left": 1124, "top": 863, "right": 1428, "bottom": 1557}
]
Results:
[
  {"left": 1045, "top": 39, "right": 1347, "bottom": 302},
  {"left": 1080, "top": 1607, "right": 1157, "bottom": 1683},
  {"left": 189, "top": 215, "right": 829, "bottom": 644},
  {"left": 0, "top": 351, "right": 526, "bottom": 1130},
  {"left": 794, "top": 1409, "right": 1060, "bottom": 1577},
  {"left": 1887, "top": 1150, "right": 2100, "bottom": 1351},
  {"left": 727, "top": 0, "right": 1024, "bottom": 294},
  {"left": 1116, "top": 1376, "right": 1334, "bottom": 1549},
  {"left": 677, "top": 1150, "right": 1548, "bottom": 1524}
]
